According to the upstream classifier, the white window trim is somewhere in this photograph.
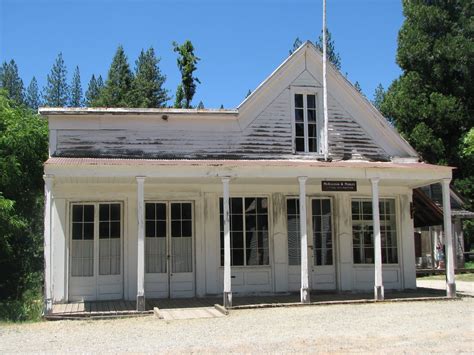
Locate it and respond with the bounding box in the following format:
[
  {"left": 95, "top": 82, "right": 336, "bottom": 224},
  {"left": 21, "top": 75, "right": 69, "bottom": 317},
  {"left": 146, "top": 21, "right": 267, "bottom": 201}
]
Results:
[{"left": 290, "top": 86, "right": 325, "bottom": 155}]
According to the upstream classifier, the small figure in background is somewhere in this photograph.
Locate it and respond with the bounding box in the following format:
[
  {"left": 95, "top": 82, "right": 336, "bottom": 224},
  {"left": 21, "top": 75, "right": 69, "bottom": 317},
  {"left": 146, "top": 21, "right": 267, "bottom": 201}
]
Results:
[{"left": 435, "top": 242, "right": 445, "bottom": 269}]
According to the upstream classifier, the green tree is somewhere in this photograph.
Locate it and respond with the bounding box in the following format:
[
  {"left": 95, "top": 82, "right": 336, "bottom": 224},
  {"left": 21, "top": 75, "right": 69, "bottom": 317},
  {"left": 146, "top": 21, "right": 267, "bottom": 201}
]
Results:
[
  {"left": 173, "top": 84, "right": 185, "bottom": 108},
  {"left": 315, "top": 29, "right": 342, "bottom": 71},
  {"left": 354, "top": 81, "right": 363, "bottom": 94},
  {"left": 289, "top": 37, "right": 303, "bottom": 55},
  {"left": 43, "top": 53, "right": 69, "bottom": 107},
  {"left": 381, "top": 0, "right": 473, "bottom": 205},
  {"left": 25, "top": 77, "right": 41, "bottom": 110},
  {"left": 129, "top": 48, "right": 169, "bottom": 108},
  {"left": 69, "top": 66, "right": 83, "bottom": 107},
  {"left": 173, "top": 40, "right": 200, "bottom": 108},
  {"left": 197, "top": 101, "right": 204, "bottom": 109},
  {"left": 372, "top": 83, "right": 385, "bottom": 111},
  {"left": 85, "top": 74, "right": 104, "bottom": 107},
  {"left": 246, "top": 89, "right": 252, "bottom": 98},
  {"left": 0, "top": 91, "right": 48, "bottom": 304},
  {"left": 97, "top": 45, "right": 134, "bottom": 107},
  {"left": 0, "top": 60, "right": 24, "bottom": 105}
]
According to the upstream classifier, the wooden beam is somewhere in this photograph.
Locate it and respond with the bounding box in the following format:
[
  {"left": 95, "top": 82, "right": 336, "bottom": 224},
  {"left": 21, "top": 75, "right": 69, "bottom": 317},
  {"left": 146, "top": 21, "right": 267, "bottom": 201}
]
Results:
[
  {"left": 371, "top": 177, "right": 384, "bottom": 300},
  {"left": 136, "top": 176, "right": 146, "bottom": 311},
  {"left": 43, "top": 175, "right": 54, "bottom": 314},
  {"left": 442, "top": 178, "right": 456, "bottom": 297},
  {"left": 298, "top": 176, "right": 310, "bottom": 303},
  {"left": 222, "top": 177, "right": 232, "bottom": 308}
]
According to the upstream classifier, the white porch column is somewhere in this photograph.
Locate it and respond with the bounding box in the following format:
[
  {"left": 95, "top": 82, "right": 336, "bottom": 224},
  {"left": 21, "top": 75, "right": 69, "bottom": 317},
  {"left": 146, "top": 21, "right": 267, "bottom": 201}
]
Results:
[
  {"left": 43, "top": 175, "right": 54, "bottom": 314},
  {"left": 298, "top": 176, "right": 310, "bottom": 303},
  {"left": 222, "top": 177, "right": 232, "bottom": 308},
  {"left": 371, "top": 177, "right": 384, "bottom": 300},
  {"left": 442, "top": 178, "right": 456, "bottom": 298},
  {"left": 136, "top": 176, "right": 146, "bottom": 311}
]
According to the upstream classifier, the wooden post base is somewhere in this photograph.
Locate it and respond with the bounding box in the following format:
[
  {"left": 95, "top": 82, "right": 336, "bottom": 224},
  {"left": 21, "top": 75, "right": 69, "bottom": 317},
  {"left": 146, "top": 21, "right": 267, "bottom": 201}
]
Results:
[
  {"left": 300, "top": 287, "right": 310, "bottom": 303},
  {"left": 223, "top": 292, "right": 232, "bottom": 308},
  {"left": 137, "top": 295, "right": 146, "bottom": 311},
  {"left": 374, "top": 286, "right": 384, "bottom": 301},
  {"left": 446, "top": 283, "right": 456, "bottom": 298}
]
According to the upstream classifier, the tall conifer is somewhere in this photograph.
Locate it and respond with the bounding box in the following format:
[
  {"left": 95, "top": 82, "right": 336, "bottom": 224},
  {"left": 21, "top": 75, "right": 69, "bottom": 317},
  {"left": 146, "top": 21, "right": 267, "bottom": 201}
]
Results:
[
  {"left": 69, "top": 66, "right": 83, "bottom": 107},
  {"left": 43, "top": 53, "right": 69, "bottom": 107},
  {"left": 25, "top": 77, "right": 41, "bottom": 110},
  {"left": 0, "top": 60, "right": 24, "bottom": 105}
]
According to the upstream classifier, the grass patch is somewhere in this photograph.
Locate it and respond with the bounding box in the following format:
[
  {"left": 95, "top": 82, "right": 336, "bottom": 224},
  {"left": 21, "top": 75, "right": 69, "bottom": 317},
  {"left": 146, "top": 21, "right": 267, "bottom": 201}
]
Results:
[
  {"left": 464, "top": 261, "right": 474, "bottom": 269},
  {"left": 0, "top": 288, "right": 43, "bottom": 322},
  {"left": 418, "top": 273, "right": 474, "bottom": 282}
]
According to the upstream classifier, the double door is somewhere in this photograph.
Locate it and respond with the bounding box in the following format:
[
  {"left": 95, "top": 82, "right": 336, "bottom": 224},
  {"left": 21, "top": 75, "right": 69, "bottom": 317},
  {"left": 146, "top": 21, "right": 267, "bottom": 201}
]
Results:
[
  {"left": 144, "top": 201, "right": 194, "bottom": 298},
  {"left": 287, "top": 197, "right": 336, "bottom": 291}
]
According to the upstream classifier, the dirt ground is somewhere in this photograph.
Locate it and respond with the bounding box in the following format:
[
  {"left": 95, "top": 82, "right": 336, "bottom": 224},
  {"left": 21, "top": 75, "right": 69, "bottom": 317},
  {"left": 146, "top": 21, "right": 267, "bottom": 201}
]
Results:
[{"left": 1, "top": 297, "right": 473, "bottom": 353}]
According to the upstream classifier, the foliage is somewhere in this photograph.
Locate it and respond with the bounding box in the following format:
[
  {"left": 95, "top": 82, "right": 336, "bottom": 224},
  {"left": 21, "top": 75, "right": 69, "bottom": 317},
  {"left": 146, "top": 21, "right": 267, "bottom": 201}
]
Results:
[
  {"left": 197, "top": 101, "right": 204, "bottom": 109},
  {"left": 246, "top": 89, "right": 252, "bottom": 98},
  {"left": 85, "top": 74, "right": 104, "bottom": 107},
  {"left": 0, "top": 91, "right": 48, "bottom": 311},
  {"left": 173, "top": 40, "right": 200, "bottom": 108},
  {"left": 381, "top": 0, "right": 473, "bottom": 210},
  {"left": 289, "top": 37, "right": 303, "bottom": 55},
  {"left": 69, "top": 66, "right": 83, "bottom": 107},
  {"left": 97, "top": 45, "right": 134, "bottom": 107},
  {"left": 129, "top": 48, "right": 169, "bottom": 108},
  {"left": 315, "top": 29, "right": 342, "bottom": 71},
  {"left": 43, "top": 53, "right": 69, "bottom": 107},
  {"left": 25, "top": 77, "right": 41, "bottom": 110},
  {"left": 354, "top": 81, "right": 363, "bottom": 94},
  {"left": 173, "top": 84, "right": 185, "bottom": 108},
  {"left": 372, "top": 83, "right": 385, "bottom": 111},
  {"left": 0, "top": 285, "right": 43, "bottom": 322},
  {"left": 0, "top": 60, "right": 24, "bottom": 105}
]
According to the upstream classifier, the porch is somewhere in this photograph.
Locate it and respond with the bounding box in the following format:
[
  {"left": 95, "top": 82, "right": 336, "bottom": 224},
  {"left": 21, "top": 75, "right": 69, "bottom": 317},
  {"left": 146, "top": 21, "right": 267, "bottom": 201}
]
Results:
[{"left": 47, "top": 287, "right": 452, "bottom": 319}]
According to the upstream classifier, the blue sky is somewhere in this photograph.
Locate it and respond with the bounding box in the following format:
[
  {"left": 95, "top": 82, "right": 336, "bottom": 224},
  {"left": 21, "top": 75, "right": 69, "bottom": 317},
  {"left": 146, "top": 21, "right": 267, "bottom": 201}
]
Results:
[{"left": 1, "top": 0, "right": 404, "bottom": 108}]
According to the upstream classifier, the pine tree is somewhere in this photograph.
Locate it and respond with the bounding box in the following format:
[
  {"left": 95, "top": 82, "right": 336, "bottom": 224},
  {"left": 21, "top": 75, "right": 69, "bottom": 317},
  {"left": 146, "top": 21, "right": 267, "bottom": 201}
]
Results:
[
  {"left": 129, "top": 47, "right": 169, "bottom": 108},
  {"left": 372, "top": 83, "right": 385, "bottom": 111},
  {"left": 197, "top": 101, "right": 204, "bottom": 109},
  {"left": 69, "top": 66, "right": 83, "bottom": 107},
  {"left": 25, "top": 77, "right": 41, "bottom": 110},
  {"left": 219, "top": 104, "right": 224, "bottom": 109},
  {"left": 97, "top": 45, "right": 134, "bottom": 107},
  {"left": 0, "top": 60, "right": 24, "bottom": 105},
  {"left": 289, "top": 37, "right": 303, "bottom": 55},
  {"left": 173, "top": 40, "right": 200, "bottom": 109},
  {"left": 85, "top": 74, "right": 105, "bottom": 107},
  {"left": 43, "top": 53, "right": 69, "bottom": 107},
  {"left": 315, "top": 29, "right": 342, "bottom": 71},
  {"left": 173, "top": 84, "right": 185, "bottom": 108},
  {"left": 354, "top": 81, "right": 363, "bottom": 94}
]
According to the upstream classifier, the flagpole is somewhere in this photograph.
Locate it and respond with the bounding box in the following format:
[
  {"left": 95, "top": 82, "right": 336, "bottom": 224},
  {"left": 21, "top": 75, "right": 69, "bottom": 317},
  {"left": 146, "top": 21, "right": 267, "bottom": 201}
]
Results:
[{"left": 322, "top": 0, "right": 329, "bottom": 160}]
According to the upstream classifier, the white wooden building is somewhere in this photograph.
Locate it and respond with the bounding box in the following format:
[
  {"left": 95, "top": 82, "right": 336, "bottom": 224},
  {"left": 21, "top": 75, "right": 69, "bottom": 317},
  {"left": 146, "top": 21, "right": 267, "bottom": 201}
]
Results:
[{"left": 40, "top": 42, "right": 457, "bottom": 312}]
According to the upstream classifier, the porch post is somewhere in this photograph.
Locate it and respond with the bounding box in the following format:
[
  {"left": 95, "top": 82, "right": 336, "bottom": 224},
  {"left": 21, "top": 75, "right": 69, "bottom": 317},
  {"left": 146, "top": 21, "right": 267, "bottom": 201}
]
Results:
[
  {"left": 43, "top": 175, "right": 54, "bottom": 314},
  {"left": 222, "top": 177, "right": 232, "bottom": 308},
  {"left": 298, "top": 176, "right": 310, "bottom": 303},
  {"left": 442, "top": 178, "right": 456, "bottom": 298},
  {"left": 136, "top": 176, "right": 146, "bottom": 311},
  {"left": 371, "top": 177, "right": 384, "bottom": 300}
]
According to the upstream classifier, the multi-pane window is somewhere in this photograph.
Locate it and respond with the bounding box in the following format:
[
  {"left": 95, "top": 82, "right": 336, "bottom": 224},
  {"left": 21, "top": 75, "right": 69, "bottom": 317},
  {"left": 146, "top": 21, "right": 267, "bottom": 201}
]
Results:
[
  {"left": 170, "top": 203, "right": 193, "bottom": 273},
  {"left": 98, "top": 204, "right": 121, "bottom": 275},
  {"left": 287, "top": 198, "right": 333, "bottom": 266},
  {"left": 71, "top": 204, "right": 94, "bottom": 276},
  {"left": 294, "top": 93, "right": 318, "bottom": 153},
  {"left": 145, "top": 203, "right": 167, "bottom": 273},
  {"left": 220, "top": 197, "right": 269, "bottom": 266},
  {"left": 352, "top": 199, "right": 398, "bottom": 264}
]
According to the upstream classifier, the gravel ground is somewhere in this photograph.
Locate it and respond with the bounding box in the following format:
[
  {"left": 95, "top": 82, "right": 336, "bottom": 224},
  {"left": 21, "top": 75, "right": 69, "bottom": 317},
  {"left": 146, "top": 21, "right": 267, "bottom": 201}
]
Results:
[{"left": 1, "top": 297, "right": 473, "bottom": 353}]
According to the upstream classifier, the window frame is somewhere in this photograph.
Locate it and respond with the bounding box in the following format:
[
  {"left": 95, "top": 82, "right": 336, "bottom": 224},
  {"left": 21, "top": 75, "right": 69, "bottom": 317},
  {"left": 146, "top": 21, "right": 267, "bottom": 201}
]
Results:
[
  {"left": 290, "top": 86, "right": 324, "bottom": 155},
  {"left": 350, "top": 197, "right": 399, "bottom": 265},
  {"left": 219, "top": 195, "right": 272, "bottom": 267}
]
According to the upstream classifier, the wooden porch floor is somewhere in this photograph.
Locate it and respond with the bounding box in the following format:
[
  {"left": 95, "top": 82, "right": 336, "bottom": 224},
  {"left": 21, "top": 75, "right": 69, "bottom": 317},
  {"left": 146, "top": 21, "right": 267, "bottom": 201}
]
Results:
[{"left": 49, "top": 287, "right": 449, "bottom": 318}]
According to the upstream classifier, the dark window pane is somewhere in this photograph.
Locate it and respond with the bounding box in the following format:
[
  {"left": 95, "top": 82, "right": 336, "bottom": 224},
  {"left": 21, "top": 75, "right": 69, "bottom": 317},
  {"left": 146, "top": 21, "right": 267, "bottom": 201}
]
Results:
[
  {"left": 257, "top": 214, "right": 268, "bottom": 230},
  {"left": 308, "top": 137, "right": 317, "bottom": 152},
  {"left": 182, "top": 203, "right": 192, "bottom": 220},
  {"left": 171, "top": 221, "right": 181, "bottom": 238},
  {"left": 157, "top": 203, "right": 166, "bottom": 220},
  {"left": 313, "top": 200, "right": 321, "bottom": 215},
  {"left": 296, "top": 138, "right": 304, "bottom": 152},
  {"left": 146, "top": 221, "right": 156, "bottom": 238},
  {"left": 295, "top": 94, "right": 303, "bottom": 108},
  {"left": 232, "top": 231, "right": 244, "bottom": 249},
  {"left": 353, "top": 248, "right": 360, "bottom": 263},
  {"left": 295, "top": 108, "right": 304, "bottom": 122},
  {"left": 287, "top": 199, "right": 298, "bottom": 215},
  {"left": 72, "top": 205, "right": 83, "bottom": 222},
  {"left": 363, "top": 202, "right": 372, "bottom": 220},
  {"left": 308, "top": 123, "right": 317, "bottom": 138},
  {"left": 322, "top": 199, "right": 331, "bottom": 215},
  {"left": 308, "top": 109, "right": 316, "bottom": 122},
  {"left": 99, "top": 204, "right": 109, "bottom": 221},
  {"left": 258, "top": 231, "right": 269, "bottom": 249},
  {"left": 352, "top": 201, "right": 360, "bottom": 218},
  {"left": 99, "top": 221, "right": 109, "bottom": 239},
  {"left": 72, "top": 223, "right": 82, "bottom": 240},
  {"left": 219, "top": 214, "right": 224, "bottom": 232},
  {"left": 157, "top": 221, "right": 167, "bottom": 237},
  {"left": 231, "top": 214, "right": 243, "bottom": 231},
  {"left": 246, "top": 230, "right": 258, "bottom": 249},
  {"left": 307, "top": 94, "right": 316, "bottom": 108},
  {"left": 295, "top": 123, "right": 304, "bottom": 137},
  {"left": 110, "top": 204, "right": 120, "bottom": 221},
  {"left": 83, "top": 222, "right": 94, "bottom": 240},
  {"left": 231, "top": 198, "right": 242, "bottom": 214},
  {"left": 245, "top": 198, "right": 257, "bottom": 214},
  {"left": 146, "top": 203, "right": 155, "bottom": 220},
  {"left": 110, "top": 222, "right": 120, "bottom": 238},
  {"left": 171, "top": 203, "right": 181, "bottom": 220},
  {"left": 245, "top": 214, "right": 256, "bottom": 231},
  {"left": 232, "top": 249, "right": 244, "bottom": 266},
  {"left": 219, "top": 198, "right": 223, "bottom": 213},
  {"left": 84, "top": 205, "right": 94, "bottom": 222},
  {"left": 257, "top": 198, "right": 268, "bottom": 213},
  {"left": 182, "top": 221, "right": 192, "bottom": 237}
]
